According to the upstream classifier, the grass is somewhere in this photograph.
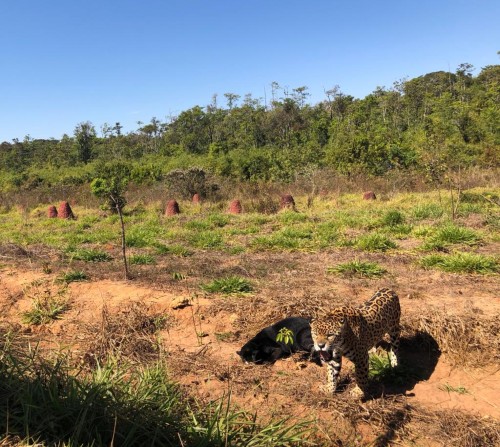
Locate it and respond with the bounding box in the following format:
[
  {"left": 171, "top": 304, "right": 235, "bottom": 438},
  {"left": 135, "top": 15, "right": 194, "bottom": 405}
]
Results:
[
  {"left": 368, "top": 352, "right": 420, "bottom": 385},
  {"left": 356, "top": 233, "right": 397, "bottom": 251},
  {"left": 411, "top": 203, "right": 444, "bottom": 220},
  {"left": 69, "top": 248, "right": 113, "bottom": 262},
  {"left": 129, "top": 253, "right": 156, "bottom": 265},
  {"left": 438, "top": 383, "right": 470, "bottom": 395},
  {"left": 187, "top": 230, "right": 224, "bottom": 248},
  {"left": 154, "top": 243, "right": 194, "bottom": 257},
  {"left": 0, "top": 337, "right": 310, "bottom": 447},
  {"left": 381, "top": 210, "right": 405, "bottom": 227},
  {"left": 22, "top": 296, "right": 69, "bottom": 325},
  {"left": 422, "top": 224, "right": 482, "bottom": 250},
  {"left": 420, "top": 252, "right": 498, "bottom": 274},
  {"left": 58, "top": 270, "right": 89, "bottom": 283},
  {"left": 201, "top": 276, "right": 253, "bottom": 294},
  {"left": 327, "top": 260, "right": 387, "bottom": 278}
]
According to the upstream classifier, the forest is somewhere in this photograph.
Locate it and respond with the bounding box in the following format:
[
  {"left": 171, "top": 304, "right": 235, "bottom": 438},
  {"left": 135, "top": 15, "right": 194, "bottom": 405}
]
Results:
[{"left": 1, "top": 63, "right": 498, "bottom": 193}]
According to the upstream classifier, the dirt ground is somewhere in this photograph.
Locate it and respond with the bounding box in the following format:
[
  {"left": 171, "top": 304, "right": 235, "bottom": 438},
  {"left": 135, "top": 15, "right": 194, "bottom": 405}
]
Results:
[{"left": 0, "top": 247, "right": 499, "bottom": 446}]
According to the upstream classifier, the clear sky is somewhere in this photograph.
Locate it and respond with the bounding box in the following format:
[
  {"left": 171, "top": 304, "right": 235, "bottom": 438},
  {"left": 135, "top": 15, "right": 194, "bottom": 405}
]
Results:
[{"left": 0, "top": 0, "right": 498, "bottom": 142}]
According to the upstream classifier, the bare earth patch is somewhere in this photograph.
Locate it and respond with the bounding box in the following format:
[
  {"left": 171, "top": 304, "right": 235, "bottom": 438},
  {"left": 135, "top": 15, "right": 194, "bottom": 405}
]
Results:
[{"left": 1, "top": 248, "right": 499, "bottom": 445}]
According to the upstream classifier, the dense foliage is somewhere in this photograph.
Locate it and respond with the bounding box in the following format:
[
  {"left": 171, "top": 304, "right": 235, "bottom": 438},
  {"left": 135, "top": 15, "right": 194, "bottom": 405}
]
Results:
[{"left": 1, "top": 63, "right": 498, "bottom": 191}]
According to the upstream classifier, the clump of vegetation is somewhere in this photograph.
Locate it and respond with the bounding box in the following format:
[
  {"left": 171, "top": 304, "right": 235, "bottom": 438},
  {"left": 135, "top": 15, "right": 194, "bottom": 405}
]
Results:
[
  {"left": 411, "top": 203, "right": 444, "bottom": 220},
  {"left": 252, "top": 233, "right": 302, "bottom": 250},
  {"left": 438, "top": 383, "right": 470, "bottom": 395},
  {"left": 368, "top": 352, "right": 419, "bottom": 385},
  {"left": 129, "top": 254, "right": 156, "bottom": 265},
  {"left": 420, "top": 252, "right": 498, "bottom": 274},
  {"left": 276, "top": 327, "right": 295, "bottom": 345},
  {"left": 58, "top": 270, "right": 89, "bottom": 283},
  {"left": 82, "top": 302, "right": 169, "bottom": 365},
  {"left": 69, "top": 248, "right": 112, "bottom": 262},
  {"left": 356, "top": 233, "right": 397, "bottom": 251},
  {"left": 201, "top": 276, "right": 253, "bottom": 294},
  {"left": 0, "top": 330, "right": 310, "bottom": 446},
  {"left": 22, "top": 297, "right": 69, "bottom": 325},
  {"left": 381, "top": 210, "right": 405, "bottom": 227},
  {"left": 422, "top": 224, "right": 482, "bottom": 250},
  {"left": 327, "top": 260, "right": 387, "bottom": 278},
  {"left": 155, "top": 243, "right": 194, "bottom": 257},
  {"left": 187, "top": 230, "right": 224, "bottom": 248},
  {"left": 21, "top": 283, "right": 70, "bottom": 325}
]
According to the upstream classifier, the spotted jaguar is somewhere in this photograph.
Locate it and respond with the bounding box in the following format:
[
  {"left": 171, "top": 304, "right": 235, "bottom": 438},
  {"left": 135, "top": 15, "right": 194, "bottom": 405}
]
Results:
[{"left": 310, "top": 288, "right": 401, "bottom": 397}]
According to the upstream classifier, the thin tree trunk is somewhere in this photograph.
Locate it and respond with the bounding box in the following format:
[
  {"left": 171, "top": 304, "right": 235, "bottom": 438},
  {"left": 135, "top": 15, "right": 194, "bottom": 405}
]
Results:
[{"left": 113, "top": 196, "right": 130, "bottom": 280}]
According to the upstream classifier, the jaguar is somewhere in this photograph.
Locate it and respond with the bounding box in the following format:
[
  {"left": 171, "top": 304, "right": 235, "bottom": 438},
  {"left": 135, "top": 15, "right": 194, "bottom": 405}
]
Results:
[{"left": 310, "top": 288, "right": 401, "bottom": 397}]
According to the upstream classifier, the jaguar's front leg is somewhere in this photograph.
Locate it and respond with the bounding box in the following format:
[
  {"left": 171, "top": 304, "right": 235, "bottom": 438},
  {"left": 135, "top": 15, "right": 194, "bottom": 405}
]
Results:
[{"left": 325, "top": 350, "right": 342, "bottom": 394}]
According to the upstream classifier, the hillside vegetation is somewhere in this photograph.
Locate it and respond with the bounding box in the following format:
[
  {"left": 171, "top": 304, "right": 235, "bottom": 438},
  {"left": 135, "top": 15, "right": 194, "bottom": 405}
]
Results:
[{"left": 0, "top": 63, "right": 498, "bottom": 192}]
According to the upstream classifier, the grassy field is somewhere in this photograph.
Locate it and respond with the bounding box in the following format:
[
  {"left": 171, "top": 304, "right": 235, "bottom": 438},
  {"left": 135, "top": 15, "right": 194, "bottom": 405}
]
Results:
[{"left": 0, "top": 186, "right": 499, "bottom": 446}]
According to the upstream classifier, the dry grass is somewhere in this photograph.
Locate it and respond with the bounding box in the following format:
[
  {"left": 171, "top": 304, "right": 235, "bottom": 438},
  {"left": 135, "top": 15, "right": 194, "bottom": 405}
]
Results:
[
  {"left": 402, "top": 310, "right": 500, "bottom": 366},
  {"left": 81, "top": 302, "right": 171, "bottom": 366},
  {"left": 412, "top": 407, "right": 500, "bottom": 447}
]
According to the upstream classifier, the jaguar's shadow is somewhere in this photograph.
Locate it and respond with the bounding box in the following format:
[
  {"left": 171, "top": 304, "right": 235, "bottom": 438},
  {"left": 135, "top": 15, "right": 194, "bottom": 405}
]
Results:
[{"left": 367, "top": 330, "right": 441, "bottom": 399}]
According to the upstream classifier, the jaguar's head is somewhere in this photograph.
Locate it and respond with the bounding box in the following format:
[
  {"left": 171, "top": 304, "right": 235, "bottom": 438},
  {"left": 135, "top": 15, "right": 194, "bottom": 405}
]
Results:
[{"left": 310, "top": 307, "right": 348, "bottom": 363}]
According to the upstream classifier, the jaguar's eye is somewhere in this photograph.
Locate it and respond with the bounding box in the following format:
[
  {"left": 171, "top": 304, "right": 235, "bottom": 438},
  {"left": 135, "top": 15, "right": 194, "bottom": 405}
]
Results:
[{"left": 326, "top": 333, "right": 335, "bottom": 338}]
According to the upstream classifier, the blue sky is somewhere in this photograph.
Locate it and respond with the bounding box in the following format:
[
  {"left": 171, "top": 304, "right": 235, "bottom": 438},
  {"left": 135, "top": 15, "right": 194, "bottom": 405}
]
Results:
[{"left": 0, "top": 0, "right": 498, "bottom": 142}]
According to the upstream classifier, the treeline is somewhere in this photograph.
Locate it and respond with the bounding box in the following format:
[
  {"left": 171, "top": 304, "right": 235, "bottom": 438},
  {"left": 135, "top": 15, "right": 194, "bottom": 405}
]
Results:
[{"left": 1, "top": 63, "right": 498, "bottom": 191}]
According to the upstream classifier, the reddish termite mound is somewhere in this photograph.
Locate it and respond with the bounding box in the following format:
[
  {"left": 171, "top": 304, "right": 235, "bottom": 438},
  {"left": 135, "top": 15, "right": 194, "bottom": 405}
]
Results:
[
  {"left": 363, "top": 191, "right": 377, "bottom": 200},
  {"left": 47, "top": 205, "right": 58, "bottom": 218},
  {"left": 58, "top": 201, "right": 75, "bottom": 219},
  {"left": 228, "top": 199, "right": 242, "bottom": 214},
  {"left": 280, "top": 194, "right": 296, "bottom": 210},
  {"left": 165, "top": 200, "right": 180, "bottom": 216}
]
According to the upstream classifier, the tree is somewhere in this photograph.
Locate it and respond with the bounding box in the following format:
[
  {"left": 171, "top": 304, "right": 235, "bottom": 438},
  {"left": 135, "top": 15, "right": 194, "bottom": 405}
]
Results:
[
  {"left": 90, "top": 161, "right": 131, "bottom": 280},
  {"left": 74, "top": 121, "right": 96, "bottom": 163}
]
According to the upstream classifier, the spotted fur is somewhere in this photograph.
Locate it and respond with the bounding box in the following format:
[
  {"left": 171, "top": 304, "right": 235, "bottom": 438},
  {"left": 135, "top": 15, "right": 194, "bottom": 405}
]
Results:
[{"left": 310, "top": 288, "right": 401, "bottom": 397}]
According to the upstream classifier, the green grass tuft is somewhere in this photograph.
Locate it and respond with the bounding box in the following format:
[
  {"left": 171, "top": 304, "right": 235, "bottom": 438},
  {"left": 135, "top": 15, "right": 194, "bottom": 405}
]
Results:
[
  {"left": 439, "top": 383, "right": 470, "bottom": 394},
  {"left": 129, "top": 254, "right": 156, "bottom": 265},
  {"left": 327, "top": 260, "right": 387, "bottom": 278},
  {"left": 411, "top": 203, "right": 444, "bottom": 219},
  {"left": 381, "top": 210, "right": 405, "bottom": 227},
  {"left": 356, "top": 233, "right": 397, "bottom": 251},
  {"left": 21, "top": 297, "right": 70, "bottom": 325},
  {"left": 420, "top": 252, "right": 498, "bottom": 274},
  {"left": 154, "top": 243, "right": 194, "bottom": 257},
  {"left": 201, "top": 276, "right": 253, "bottom": 294},
  {"left": 58, "top": 270, "right": 89, "bottom": 283},
  {"left": 69, "top": 248, "right": 113, "bottom": 262},
  {"left": 187, "top": 230, "right": 224, "bottom": 249},
  {"left": 423, "top": 224, "right": 482, "bottom": 250}
]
